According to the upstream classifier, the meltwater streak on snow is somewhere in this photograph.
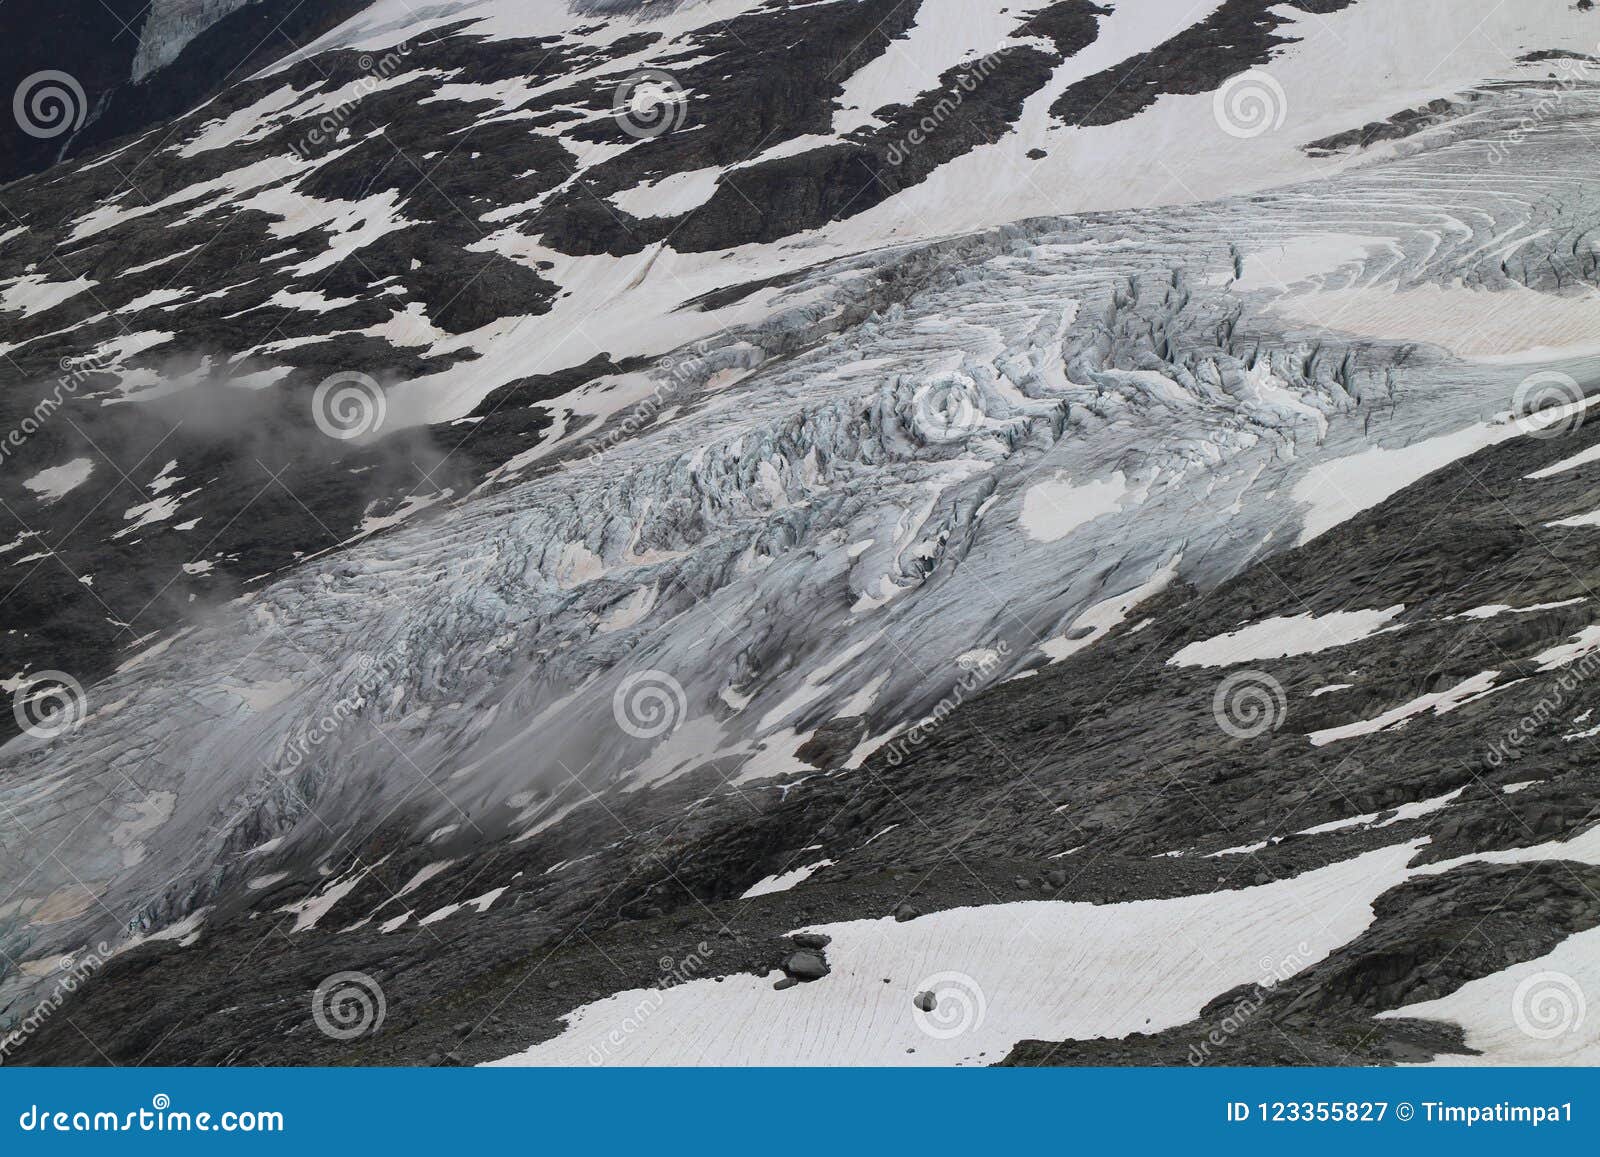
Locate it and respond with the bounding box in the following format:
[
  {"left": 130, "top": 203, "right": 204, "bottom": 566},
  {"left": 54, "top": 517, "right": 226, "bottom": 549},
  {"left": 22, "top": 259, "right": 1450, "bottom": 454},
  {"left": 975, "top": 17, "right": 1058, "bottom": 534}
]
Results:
[{"left": 490, "top": 842, "right": 1423, "bottom": 1066}]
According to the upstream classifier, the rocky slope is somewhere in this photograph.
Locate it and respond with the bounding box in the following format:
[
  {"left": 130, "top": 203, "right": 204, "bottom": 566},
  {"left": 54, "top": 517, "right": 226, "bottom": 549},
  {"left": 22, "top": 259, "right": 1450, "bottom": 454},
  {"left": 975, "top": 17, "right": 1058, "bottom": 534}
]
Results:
[{"left": 4, "top": 0, "right": 1600, "bottom": 1066}]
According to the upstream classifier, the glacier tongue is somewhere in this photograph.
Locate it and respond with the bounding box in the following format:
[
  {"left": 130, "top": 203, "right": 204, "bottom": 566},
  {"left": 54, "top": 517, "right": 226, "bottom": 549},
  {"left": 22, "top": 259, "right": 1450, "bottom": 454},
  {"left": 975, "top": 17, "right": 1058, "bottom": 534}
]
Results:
[{"left": 131, "top": 1, "right": 265, "bottom": 82}]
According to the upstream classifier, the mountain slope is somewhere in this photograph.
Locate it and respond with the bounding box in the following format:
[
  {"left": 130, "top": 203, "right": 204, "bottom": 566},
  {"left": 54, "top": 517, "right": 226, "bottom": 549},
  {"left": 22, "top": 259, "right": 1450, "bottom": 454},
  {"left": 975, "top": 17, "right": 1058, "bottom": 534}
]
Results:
[{"left": 4, "top": 0, "right": 1600, "bottom": 1067}]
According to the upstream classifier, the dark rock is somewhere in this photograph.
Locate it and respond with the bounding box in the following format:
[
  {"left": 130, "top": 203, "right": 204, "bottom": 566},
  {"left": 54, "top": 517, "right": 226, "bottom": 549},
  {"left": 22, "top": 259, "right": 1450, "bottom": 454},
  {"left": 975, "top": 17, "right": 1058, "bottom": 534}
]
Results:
[
  {"left": 782, "top": 950, "right": 829, "bottom": 981},
  {"left": 795, "top": 718, "right": 868, "bottom": 769}
]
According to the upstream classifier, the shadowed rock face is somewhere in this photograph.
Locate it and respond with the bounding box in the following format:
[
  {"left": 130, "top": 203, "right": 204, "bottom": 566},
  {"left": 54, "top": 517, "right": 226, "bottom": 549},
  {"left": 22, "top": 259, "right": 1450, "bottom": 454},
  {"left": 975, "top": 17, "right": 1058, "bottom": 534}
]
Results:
[
  {"left": 0, "top": 0, "right": 369, "bottom": 183},
  {"left": 4, "top": 0, "right": 1600, "bottom": 1067}
]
